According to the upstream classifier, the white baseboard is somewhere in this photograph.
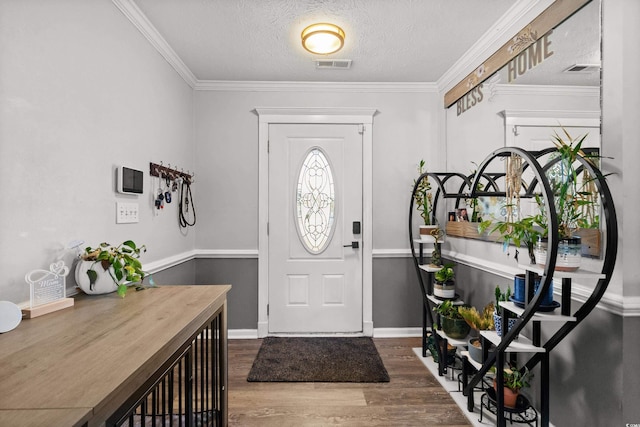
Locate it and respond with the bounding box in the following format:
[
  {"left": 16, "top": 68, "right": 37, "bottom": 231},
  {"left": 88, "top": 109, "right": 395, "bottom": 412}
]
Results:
[
  {"left": 373, "top": 327, "right": 422, "bottom": 338},
  {"left": 228, "top": 329, "right": 259, "bottom": 339},
  {"left": 230, "top": 327, "right": 422, "bottom": 339}
]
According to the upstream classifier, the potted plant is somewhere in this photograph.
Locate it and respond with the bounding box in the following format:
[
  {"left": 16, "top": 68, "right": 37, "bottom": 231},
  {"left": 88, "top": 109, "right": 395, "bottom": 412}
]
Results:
[
  {"left": 433, "top": 263, "right": 455, "bottom": 299},
  {"left": 413, "top": 159, "right": 437, "bottom": 240},
  {"left": 433, "top": 300, "right": 470, "bottom": 339},
  {"left": 477, "top": 152, "right": 546, "bottom": 265},
  {"left": 428, "top": 226, "right": 445, "bottom": 268},
  {"left": 459, "top": 303, "right": 494, "bottom": 363},
  {"left": 493, "top": 285, "right": 517, "bottom": 337},
  {"left": 533, "top": 129, "right": 600, "bottom": 271},
  {"left": 467, "top": 164, "right": 485, "bottom": 222},
  {"left": 479, "top": 210, "right": 544, "bottom": 265},
  {"left": 492, "top": 363, "right": 532, "bottom": 408},
  {"left": 75, "top": 240, "right": 149, "bottom": 297}
]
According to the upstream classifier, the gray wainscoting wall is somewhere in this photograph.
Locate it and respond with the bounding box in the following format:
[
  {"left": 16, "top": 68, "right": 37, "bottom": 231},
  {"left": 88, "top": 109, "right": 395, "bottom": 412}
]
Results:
[{"left": 151, "top": 256, "right": 632, "bottom": 425}]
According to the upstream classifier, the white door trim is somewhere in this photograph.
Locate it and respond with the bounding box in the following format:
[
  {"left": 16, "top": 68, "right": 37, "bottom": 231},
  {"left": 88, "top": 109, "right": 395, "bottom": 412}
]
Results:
[{"left": 256, "top": 107, "right": 377, "bottom": 338}]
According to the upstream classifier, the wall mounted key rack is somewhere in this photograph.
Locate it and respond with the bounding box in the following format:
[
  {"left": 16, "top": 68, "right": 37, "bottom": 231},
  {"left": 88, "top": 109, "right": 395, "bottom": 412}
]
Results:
[{"left": 149, "top": 162, "right": 193, "bottom": 185}]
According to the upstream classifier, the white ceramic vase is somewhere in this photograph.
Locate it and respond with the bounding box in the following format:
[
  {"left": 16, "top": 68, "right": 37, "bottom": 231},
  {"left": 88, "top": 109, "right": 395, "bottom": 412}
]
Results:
[
  {"left": 75, "top": 260, "right": 119, "bottom": 295},
  {"left": 419, "top": 225, "right": 438, "bottom": 241},
  {"left": 534, "top": 237, "right": 582, "bottom": 272}
]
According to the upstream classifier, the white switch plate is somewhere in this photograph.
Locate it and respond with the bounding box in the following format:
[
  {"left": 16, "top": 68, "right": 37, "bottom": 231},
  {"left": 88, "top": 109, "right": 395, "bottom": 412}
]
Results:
[{"left": 116, "top": 202, "right": 139, "bottom": 224}]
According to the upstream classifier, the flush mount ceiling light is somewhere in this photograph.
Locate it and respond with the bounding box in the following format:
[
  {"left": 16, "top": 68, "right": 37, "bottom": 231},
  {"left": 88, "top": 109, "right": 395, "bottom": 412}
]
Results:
[{"left": 301, "top": 23, "right": 345, "bottom": 55}]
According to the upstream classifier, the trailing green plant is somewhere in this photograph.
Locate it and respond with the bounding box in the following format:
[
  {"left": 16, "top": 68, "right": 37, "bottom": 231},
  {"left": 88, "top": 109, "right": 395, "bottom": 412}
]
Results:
[
  {"left": 434, "top": 263, "right": 455, "bottom": 283},
  {"left": 413, "top": 159, "right": 433, "bottom": 225},
  {"left": 80, "top": 240, "right": 148, "bottom": 298},
  {"left": 479, "top": 206, "right": 545, "bottom": 264},
  {"left": 459, "top": 303, "right": 495, "bottom": 330}
]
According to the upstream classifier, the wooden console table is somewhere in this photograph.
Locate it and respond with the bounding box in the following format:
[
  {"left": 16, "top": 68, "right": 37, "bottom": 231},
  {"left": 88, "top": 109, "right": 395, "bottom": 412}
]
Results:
[{"left": 0, "top": 285, "right": 231, "bottom": 427}]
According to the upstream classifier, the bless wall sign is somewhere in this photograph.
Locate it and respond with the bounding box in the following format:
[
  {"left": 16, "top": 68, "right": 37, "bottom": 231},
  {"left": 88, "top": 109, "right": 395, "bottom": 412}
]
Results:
[{"left": 456, "top": 32, "right": 554, "bottom": 117}]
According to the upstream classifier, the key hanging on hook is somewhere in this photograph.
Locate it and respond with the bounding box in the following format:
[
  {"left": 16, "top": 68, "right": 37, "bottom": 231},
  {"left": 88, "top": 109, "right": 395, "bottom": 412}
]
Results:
[{"left": 164, "top": 176, "right": 172, "bottom": 203}]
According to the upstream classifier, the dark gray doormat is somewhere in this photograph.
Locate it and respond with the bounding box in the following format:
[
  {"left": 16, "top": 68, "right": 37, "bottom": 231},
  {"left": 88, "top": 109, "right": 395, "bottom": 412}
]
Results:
[{"left": 247, "top": 336, "right": 390, "bottom": 382}]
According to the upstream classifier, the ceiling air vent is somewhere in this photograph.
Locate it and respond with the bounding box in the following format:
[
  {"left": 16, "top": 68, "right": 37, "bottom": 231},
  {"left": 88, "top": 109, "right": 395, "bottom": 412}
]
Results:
[
  {"left": 314, "top": 59, "right": 352, "bottom": 70},
  {"left": 563, "top": 64, "right": 600, "bottom": 73}
]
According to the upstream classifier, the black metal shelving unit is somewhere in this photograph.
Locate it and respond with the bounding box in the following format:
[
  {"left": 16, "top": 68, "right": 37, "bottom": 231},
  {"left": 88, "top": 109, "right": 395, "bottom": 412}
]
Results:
[{"left": 409, "top": 147, "right": 618, "bottom": 427}]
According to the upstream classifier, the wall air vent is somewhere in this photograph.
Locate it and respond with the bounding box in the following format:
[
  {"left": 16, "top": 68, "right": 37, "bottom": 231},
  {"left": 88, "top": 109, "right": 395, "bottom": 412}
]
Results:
[
  {"left": 314, "top": 59, "right": 352, "bottom": 70},
  {"left": 563, "top": 64, "right": 600, "bottom": 73}
]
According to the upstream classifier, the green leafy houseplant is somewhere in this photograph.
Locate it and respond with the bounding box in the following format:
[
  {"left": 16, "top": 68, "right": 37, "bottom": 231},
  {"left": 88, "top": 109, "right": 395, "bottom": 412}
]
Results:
[
  {"left": 490, "top": 363, "right": 532, "bottom": 408},
  {"left": 546, "top": 128, "right": 600, "bottom": 239},
  {"left": 433, "top": 299, "right": 461, "bottom": 319},
  {"left": 433, "top": 300, "right": 471, "bottom": 339},
  {"left": 413, "top": 159, "right": 433, "bottom": 225},
  {"left": 434, "top": 263, "right": 455, "bottom": 283},
  {"left": 479, "top": 207, "right": 545, "bottom": 265},
  {"left": 80, "top": 240, "right": 148, "bottom": 297},
  {"left": 500, "top": 363, "right": 532, "bottom": 393}
]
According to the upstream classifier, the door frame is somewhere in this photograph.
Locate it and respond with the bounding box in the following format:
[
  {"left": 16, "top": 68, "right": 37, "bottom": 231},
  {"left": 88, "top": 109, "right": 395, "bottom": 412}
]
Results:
[{"left": 256, "top": 108, "right": 377, "bottom": 338}]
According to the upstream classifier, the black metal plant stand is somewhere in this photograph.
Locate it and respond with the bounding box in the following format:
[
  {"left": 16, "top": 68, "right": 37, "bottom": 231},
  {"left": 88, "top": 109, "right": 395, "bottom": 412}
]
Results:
[{"left": 409, "top": 147, "right": 618, "bottom": 427}]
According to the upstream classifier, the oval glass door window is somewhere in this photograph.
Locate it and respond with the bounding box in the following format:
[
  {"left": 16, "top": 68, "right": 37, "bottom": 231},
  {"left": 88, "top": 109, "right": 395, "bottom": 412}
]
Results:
[{"left": 295, "top": 147, "right": 336, "bottom": 253}]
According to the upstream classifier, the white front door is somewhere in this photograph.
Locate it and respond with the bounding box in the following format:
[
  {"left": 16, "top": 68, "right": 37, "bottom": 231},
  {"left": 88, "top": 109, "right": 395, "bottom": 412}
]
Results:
[{"left": 268, "top": 123, "right": 363, "bottom": 334}]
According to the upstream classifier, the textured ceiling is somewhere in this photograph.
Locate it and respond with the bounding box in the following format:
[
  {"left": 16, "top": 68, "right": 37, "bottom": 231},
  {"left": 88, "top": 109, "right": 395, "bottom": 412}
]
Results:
[
  {"left": 133, "top": 0, "right": 516, "bottom": 82},
  {"left": 131, "top": 0, "right": 600, "bottom": 86}
]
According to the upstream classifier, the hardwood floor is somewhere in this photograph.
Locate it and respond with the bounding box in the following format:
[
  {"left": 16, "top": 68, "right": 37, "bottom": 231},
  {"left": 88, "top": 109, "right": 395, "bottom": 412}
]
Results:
[{"left": 228, "top": 337, "right": 471, "bottom": 426}]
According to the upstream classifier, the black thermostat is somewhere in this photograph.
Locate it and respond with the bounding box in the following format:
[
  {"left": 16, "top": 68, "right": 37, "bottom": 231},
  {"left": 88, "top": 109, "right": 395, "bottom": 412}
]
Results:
[{"left": 117, "top": 166, "right": 144, "bottom": 194}]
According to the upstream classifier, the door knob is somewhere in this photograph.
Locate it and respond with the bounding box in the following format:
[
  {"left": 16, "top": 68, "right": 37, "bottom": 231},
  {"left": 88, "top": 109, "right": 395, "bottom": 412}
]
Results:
[{"left": 343, "top": 241, "right": 359, "bottom": 249}]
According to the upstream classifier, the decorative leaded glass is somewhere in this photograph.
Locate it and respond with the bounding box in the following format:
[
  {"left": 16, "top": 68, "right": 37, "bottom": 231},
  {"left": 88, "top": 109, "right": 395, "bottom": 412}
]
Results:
[{"left": 296, "top": 148, "right": 336, "bottom": 253}]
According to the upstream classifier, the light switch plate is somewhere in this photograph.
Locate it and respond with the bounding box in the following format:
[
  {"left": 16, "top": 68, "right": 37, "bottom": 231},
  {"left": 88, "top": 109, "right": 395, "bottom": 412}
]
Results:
[{"left": 116, "top": 202, "right": 139, "bottom": 224}]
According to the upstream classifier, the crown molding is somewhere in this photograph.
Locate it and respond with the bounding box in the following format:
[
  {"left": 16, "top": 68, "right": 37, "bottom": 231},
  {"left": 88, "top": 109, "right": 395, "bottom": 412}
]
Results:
[
  {"left": 111, "top": 0, "right": 198, "bottom": 88},
  {"left": 114, "top": 0, "right": 542, "bottom": 94},
  {"left": 194, "top": 80, "right": 437, "bottom": 93},
  {"left": 437, "top": 0, "right": 550, "bottom": 93}
]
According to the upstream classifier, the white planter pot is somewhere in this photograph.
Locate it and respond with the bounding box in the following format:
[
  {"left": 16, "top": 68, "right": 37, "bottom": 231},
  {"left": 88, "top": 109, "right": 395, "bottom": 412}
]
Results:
[
  {"left": 419, "top": 225, "right": 438, "bottom": 241},
  {"left": 75, "top": 260, "right": 120, "bottom": 295},
  {"left": 433, "top": 280, "right": 455, "bottom": 299},
  {"left": 534, "top": 237, "right": 582, "bottom": 272}
]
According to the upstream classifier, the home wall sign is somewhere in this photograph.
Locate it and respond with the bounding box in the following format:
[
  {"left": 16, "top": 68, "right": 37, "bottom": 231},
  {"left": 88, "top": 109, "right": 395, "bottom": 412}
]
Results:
[
  {"left": 23, "top": 261, "right": 74, "bottom": 318},
  {"left": 444, "top": 0, "right": 591, "bottom": 108},
  {"left": 506, "top": 31, "right": 554, "bottom": 83}
]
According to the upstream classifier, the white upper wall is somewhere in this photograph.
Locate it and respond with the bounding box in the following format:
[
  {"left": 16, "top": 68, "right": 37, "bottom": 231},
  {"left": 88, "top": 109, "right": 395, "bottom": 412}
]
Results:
[
  {"left": 193, "top": 88, "right": 441, "bottom": 252},
  {"left": 0, "top": 0, "right": 195, "bottom": 304}
]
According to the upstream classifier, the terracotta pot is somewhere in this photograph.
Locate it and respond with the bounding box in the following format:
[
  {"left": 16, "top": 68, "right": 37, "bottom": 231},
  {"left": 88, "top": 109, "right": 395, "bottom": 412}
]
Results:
[{"left": 493, "top": 379, "right": 519, "bottom": 408}]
